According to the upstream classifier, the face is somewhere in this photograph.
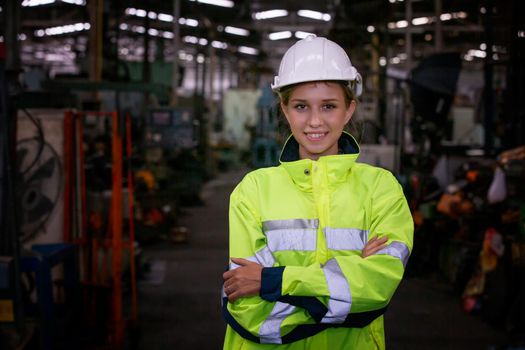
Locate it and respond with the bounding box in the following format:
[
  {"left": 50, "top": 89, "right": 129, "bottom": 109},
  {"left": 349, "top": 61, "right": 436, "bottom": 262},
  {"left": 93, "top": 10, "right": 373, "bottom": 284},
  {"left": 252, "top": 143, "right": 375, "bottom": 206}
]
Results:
[{"left": 281, "top": 82, "right": 356, "bottom": 160}]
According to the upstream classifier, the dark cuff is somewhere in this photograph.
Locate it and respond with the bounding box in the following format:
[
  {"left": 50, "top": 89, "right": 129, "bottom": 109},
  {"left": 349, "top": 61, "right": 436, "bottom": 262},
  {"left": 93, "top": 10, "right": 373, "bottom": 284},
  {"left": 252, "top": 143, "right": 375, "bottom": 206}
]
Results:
[
  {"left": 260, "top": 267, "right": 285, "bottom": 302},
  {"left": 279, "top": 296, "right": 328, "bottom": 323}
]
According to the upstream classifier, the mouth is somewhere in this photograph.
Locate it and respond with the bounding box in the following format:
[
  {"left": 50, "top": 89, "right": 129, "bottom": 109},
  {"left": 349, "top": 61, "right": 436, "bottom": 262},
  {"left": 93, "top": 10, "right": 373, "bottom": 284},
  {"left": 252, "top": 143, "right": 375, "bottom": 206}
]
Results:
[{"left": 305, "top": 132, "right": 328, "bottom": 141}]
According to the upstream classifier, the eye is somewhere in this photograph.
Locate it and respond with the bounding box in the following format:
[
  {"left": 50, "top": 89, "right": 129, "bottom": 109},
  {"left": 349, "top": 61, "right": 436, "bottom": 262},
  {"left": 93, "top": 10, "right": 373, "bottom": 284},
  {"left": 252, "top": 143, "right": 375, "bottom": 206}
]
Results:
[
  {"left": 322, "top": 103, "right": 337, "bottom": 110},
  {"left": 293, "top": 103, "right": 307, "bottom": 111}
]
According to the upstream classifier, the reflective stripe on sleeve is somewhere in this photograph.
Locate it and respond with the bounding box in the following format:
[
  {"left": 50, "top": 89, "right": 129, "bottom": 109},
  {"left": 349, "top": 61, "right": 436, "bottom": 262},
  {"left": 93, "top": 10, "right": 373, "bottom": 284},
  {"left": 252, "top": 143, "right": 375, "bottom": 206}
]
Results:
[
  {"left": 259, "top": 302, "right": 296, "bottom": 344},
  {"left": 375, "top": 241, "right": 410, "bottom": 267},
  {"left": 229, "top": 246, "right": 276, "bottom": 269},
  {"left": 321, "top": 259, "right": 351, "bottom": 324},
  {"left": 324, "top": 227, "right": 369, "bottom": 250}
]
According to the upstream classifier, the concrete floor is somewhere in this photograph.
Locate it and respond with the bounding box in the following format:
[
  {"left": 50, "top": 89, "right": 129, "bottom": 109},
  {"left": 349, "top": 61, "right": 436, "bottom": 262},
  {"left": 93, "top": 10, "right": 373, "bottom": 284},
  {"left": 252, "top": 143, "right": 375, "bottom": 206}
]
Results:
[{"left": 137, "top": 169, "right": 508, "bottom": 350}]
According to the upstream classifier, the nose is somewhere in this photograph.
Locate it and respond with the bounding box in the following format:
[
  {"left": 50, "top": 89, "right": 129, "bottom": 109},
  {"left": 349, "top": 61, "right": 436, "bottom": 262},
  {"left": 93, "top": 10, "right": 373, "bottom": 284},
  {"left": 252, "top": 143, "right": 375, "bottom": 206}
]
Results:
[{"left": 307, "top": 110, "right": 323, "bottom": 128}]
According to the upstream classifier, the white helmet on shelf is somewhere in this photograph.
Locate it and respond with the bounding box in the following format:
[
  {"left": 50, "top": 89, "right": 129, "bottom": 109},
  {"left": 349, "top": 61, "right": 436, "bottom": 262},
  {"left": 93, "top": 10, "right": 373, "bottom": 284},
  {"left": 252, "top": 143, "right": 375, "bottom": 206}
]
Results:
[{"left": 271, "top": 35, "right": 362, "bottom": 96}]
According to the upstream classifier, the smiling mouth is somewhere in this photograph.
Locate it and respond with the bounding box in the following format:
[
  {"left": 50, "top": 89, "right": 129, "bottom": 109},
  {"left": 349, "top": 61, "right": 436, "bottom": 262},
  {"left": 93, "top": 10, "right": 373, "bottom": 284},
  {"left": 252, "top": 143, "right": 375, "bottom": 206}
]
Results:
[{"left": 305, "top": 132, "right": 328, "bottom": 141}]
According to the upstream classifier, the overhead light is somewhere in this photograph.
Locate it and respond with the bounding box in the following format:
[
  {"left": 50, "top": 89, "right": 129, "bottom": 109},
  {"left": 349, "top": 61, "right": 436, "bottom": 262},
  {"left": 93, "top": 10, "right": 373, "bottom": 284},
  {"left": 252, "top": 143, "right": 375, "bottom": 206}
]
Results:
[
  {"left": 480, "top": 43, "right": 487, "bottom": 50},
  {"left": 396, "top": 20, "right": 408, "bottom": 28},
  {"left": 189, "top": 0, "right": 234, "bottom": 8},
  {"left": 253, "top": 9, "right": 288, "bottom": 20},
  {"left": 463, "top": 54, "right": 473, "bottom": 61},
  {"left": 238, "top": 46, "right": 258, "bottom": 55},
  {"left": 295, "top": 31, "right": 314, "bottom": 39},
  {"left": 158, "top": 13, "right": 174, "bottom": 22},
  {"left": 163, "top": 32, "right": 174, "bottom": 39},
  {"left": 297, "top": 9, "right": 331, "bottom": 22},
  {"left": 184, "top": 18, "right": 199, "bottom": 27},
  {"left": 133, "top": 26, "right": 146, "bottom": 34},
  {"left": 196, "top": 55, "right": 205, "bottom": 63},
  {"left": 61, "top": 0, "right": 86, "bottom": 5},
  {"left": 183, "top": 36, "right": 199, "bottom": 44},
  {"left": 212, "top": 40, "right": 228, "bottom": 49},
  {"left": 148, "top": 28, "right": 159, "bottom": 36},
  {"left": 34, "top": 22, "right": 90, "bottom": 37},
  {"left": 224, "top": 26, "right": 250, "bottom": 36},
  {"left": 379, "top": 57, "right": 387, "bottom": 66},
  {"left": 269, "top": 31, "right": 292, "bottom": 40},
  {"left": 518, "top": 31, "right": 525, "bottom": 38},
  {"left": 125, "top": 8, "right": 199, "bottom": 27},
  {"left": 367, "top": 25, "right": 375, "bottom": 33},
  {"left": 135, "top": 9, "right": 147, "bottom": 17},
  {"left": 388, "top": 11, "right": 467, "bottom": 30},
  {"left": 183, "top": 35, "right": 209, "bottom": 46},
  {"left": 22, "top": 0, "right": 55, "bottom": 6},
  {"left": 468, "top": 49, "right": 486, "bottom": 58},
  {"left": 412, "top": 17, "right": 430, "bottom": 26},
  {"left": 391, "top": 57, "right": 401, "bottom": 64}
]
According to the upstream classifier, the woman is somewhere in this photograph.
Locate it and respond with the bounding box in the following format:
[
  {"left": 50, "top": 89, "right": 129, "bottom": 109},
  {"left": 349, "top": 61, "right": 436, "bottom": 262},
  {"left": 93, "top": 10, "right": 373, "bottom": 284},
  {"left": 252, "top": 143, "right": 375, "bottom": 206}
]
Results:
[{"left": 222, "top": 36, "right": 413, "bottom": 349}]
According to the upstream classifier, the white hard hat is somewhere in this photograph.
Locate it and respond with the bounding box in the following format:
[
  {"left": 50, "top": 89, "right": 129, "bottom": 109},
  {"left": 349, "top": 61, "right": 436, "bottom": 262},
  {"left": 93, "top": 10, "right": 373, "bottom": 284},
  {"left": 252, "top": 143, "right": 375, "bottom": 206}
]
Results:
[{"left": 271, "top": 35, "right": 362, "bottom": 96}]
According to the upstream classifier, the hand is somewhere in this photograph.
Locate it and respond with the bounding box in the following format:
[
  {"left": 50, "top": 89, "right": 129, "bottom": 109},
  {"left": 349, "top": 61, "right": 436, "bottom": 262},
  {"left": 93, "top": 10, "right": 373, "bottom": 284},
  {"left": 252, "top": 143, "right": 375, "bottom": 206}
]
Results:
[
  {"left": 223, "top": 258, "right": 263, "bottom": 302},
  {"left": 362, "top": 235, "right": 388, "bottom": 258}
]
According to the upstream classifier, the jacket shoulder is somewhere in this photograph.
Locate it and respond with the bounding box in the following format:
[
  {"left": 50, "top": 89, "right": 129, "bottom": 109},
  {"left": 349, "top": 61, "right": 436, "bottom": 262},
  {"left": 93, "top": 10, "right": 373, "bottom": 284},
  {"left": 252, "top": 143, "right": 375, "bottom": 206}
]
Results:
[
  {"left": 353, "top": 162, "right": 395, "bottom": 179},
  {"left": 353, "top": 163, "right": 403, "bottom": 192},
  {"left": 231, "top": 166, "right": 284, "bottom": 197}
]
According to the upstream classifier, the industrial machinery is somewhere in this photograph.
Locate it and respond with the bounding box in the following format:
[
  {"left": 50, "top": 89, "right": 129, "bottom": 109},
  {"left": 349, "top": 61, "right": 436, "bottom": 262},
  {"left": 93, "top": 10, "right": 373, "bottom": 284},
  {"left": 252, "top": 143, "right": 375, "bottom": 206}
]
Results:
[
  {"left": 144, "top": 107, "right": 198, "bottom": 151},
  {"left": 134, "top": 107, "right": 204, "bottom": 243},
  {"left": 252, "top": 86, "right": 280, "bottom": 168}
]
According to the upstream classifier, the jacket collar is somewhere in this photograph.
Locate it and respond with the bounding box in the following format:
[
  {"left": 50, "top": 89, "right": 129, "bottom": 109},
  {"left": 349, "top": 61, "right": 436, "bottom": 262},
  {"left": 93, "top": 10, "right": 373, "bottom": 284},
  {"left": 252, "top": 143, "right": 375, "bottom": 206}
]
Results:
[{"left": 279, "top": 132, "right": 360, "bottom": 191}]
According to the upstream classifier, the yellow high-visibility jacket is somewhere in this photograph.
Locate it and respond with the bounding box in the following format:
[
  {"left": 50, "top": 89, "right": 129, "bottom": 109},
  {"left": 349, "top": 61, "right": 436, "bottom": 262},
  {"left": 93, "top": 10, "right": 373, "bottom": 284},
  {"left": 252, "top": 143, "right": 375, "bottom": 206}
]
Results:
[{"left": 223, "top": 133, "right": 414, "bottom": 349}]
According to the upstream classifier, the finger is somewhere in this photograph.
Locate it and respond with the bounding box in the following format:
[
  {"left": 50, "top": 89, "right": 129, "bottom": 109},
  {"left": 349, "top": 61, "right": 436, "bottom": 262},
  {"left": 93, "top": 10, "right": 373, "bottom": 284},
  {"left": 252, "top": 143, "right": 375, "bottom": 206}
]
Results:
[
  {"left": 231, "top": 258, "right": 254, "bottom": 266},
  {"left": 365, "top": 243, "right": 388, "bottom": 256},
  {"left": 376, "top": 236, "right": 388, "bottom": 243},
  {"left": 364, "top": 240, "right": 384, "bottom": 251},
  {"left": 223, "top": 280, "right": 233, "bottom": 292},
  {"left": 228, "top": 291, "right": 241, "bottom": 303},
  {"left": 223, "top": 270, "right": 234, "bottom": 280},
  {"left": 366, "top": 236, "right": 388, "bottom": 247}
]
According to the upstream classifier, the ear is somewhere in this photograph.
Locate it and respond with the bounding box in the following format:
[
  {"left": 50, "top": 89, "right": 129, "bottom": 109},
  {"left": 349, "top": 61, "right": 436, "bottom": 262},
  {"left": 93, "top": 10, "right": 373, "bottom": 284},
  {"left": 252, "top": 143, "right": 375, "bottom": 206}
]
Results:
[{"left": 344, "top": 100, "right": 356, "bottom": 124}]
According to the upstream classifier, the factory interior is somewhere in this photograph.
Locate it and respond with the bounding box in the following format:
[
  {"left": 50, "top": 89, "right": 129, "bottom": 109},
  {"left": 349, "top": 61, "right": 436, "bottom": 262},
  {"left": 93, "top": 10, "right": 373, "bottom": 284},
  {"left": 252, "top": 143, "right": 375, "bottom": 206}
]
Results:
[{"left": 0, "top": 0, "right": 524, "bottom": 349}]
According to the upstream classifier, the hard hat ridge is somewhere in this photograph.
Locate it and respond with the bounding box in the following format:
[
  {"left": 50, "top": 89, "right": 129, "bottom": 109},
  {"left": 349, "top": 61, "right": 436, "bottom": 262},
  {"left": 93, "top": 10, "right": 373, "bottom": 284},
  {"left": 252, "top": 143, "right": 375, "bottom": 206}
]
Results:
[{"left": 271, "top": 35, "right": 363, "bottom": 96}]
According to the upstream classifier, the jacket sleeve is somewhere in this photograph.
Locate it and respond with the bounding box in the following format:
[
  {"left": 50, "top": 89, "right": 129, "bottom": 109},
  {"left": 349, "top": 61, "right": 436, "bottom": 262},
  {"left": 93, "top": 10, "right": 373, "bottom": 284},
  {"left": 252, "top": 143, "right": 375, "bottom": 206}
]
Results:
[
  {"left": 223, "top": 175, "right": 328, "bottom": 344},
  {"left": 260, "top": 171, "right": 414, "bottom": 325}
]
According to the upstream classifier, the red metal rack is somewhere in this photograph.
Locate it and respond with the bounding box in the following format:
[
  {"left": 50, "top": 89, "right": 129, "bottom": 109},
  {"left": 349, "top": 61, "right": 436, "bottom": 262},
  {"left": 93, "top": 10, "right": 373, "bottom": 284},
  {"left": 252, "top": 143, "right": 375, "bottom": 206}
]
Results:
[{"left": 63, "top": 111, "right": 137, "bottom": 348}]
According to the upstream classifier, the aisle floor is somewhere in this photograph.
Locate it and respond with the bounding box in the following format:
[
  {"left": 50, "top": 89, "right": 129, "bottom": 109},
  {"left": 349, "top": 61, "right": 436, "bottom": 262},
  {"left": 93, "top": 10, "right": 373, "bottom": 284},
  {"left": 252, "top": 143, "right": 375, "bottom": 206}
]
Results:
[{"left": 138, "top": 169, "right": 507, "bottom": 350}]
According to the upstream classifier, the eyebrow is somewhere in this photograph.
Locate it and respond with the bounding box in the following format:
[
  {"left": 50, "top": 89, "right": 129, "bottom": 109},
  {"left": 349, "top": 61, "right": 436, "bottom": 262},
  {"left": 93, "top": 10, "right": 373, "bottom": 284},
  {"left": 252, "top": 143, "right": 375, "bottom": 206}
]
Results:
[{"left": 290, "top": 98, "right": 340, "bottom": 103}]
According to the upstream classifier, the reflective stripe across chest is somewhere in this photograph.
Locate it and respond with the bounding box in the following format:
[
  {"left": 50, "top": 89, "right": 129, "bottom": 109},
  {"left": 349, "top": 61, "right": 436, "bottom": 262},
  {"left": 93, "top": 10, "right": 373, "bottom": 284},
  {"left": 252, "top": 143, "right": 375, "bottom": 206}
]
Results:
[{"left": 262, "top": 218, "right": 369, "bottom": 252}]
